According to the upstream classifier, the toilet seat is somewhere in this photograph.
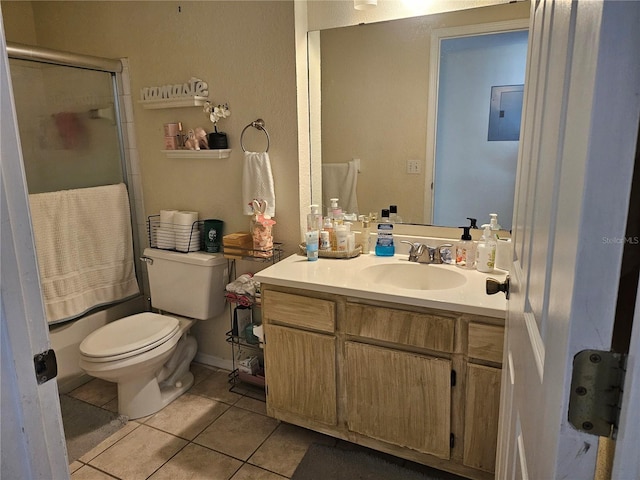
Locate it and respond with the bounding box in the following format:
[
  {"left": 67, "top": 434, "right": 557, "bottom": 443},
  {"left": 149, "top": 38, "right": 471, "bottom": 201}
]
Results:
[{"left": 80, "top": 312, "right": 180, "bottom": 363}]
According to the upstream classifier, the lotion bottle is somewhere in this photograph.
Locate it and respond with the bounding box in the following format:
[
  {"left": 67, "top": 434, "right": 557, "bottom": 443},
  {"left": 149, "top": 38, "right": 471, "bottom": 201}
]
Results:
[
  {"left": 307, "top": 204, "right": 323, "bottom": 243},
  {"left": 375, "top": 209, "right": 395, "bottom": 256},
  {"left": 475, "top": 224, "right": 496, "bottom": 273},
  {"left": 360, "top": 217, "right": 371, "bottom": 254},
  {"left": 323, "top": 216, "right": 335, "bottom": 251}
]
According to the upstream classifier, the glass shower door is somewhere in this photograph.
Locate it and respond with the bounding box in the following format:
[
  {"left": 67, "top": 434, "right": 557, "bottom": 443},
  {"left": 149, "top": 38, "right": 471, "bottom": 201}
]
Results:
[{"left": 8, "top": 58, "right": 123, "bottom": 194}]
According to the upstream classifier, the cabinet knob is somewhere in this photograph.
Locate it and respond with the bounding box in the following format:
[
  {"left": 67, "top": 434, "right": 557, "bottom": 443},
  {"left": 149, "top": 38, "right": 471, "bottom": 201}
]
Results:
[{"left": 486, "top": 276, "right": 510, "bottom": 299}]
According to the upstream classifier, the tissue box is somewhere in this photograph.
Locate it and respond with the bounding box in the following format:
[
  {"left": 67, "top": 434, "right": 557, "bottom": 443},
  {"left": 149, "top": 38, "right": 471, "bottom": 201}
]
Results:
[{"left": 238, "top": 356, "right": 259, "bottom": 375}]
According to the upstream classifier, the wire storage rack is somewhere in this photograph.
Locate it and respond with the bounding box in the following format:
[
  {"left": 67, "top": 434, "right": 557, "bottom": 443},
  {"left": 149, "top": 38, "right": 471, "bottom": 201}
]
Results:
[
  {"left": 147, "top": 215, "right": 204, "bottom": 252},
  {"left": 224, "top": 246, "right": 282, "bottom": 397}
]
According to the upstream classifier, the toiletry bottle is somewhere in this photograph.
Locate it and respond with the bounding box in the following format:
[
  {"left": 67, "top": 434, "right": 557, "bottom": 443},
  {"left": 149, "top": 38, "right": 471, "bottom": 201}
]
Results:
[
  {"left": 375, "top": 209, "right": 395, "bottom": 256},
  {"left": 305, "top": 230, "right": 319, "bottom": 261},
  {"left": 330, "top": 198, "right": 343, "bottom": 223},
  {"left": 475, "top": 224, "right": 496, "bottom": 273},
  {"left": 456, "top": 223, "right": 476, "bottom": 269},
  {"left": 335, "top": 224, "right": 349, "bottom": 252},
  {"left": 329, "top": 198, "right": 342, "bottom": 223},
  {"left": 389, "top": 205, "right": 403, "bottom": 224},
  {"left": 360, "top": 217, "right": 371, "bottom": 254},
  {"left": 323, "top": 216, "right": 335, "bottom": 251},
  {"left": 320, "top": 230, "right": 331, "bottom": 251},
  {"left": 490, "top": 213, "right": 501, "bottom": 233},
  {"left": 307, "top": 204, "right": 323, "bottom": 243}
]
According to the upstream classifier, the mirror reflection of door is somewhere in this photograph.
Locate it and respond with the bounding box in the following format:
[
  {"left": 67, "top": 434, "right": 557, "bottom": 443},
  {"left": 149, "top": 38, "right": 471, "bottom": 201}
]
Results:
[{"left": 432, "top": 30, "right": 528, "bottom": 229}]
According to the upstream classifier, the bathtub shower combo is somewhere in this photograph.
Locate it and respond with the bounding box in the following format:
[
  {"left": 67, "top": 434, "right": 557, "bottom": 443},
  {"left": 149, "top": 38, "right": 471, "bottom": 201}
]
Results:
[{"left": 7, "top": 44, "right": 222, "bottom": 418}]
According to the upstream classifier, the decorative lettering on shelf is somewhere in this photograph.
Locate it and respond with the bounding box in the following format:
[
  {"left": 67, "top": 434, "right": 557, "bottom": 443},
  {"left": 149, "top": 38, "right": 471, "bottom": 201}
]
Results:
[{"left": 140, "top": 77, "right": 208, "bottom": 101}]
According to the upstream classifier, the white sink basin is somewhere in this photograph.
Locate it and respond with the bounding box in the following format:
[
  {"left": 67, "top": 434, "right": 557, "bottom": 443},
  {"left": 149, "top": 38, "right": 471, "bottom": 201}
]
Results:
[{"left": 362, "top": 263, "right": 467, "bottom": 290}]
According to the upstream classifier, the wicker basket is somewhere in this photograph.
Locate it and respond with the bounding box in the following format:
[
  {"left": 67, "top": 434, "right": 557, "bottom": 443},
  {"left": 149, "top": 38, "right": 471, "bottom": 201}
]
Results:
[{"left": 299, "top": 242, "right": 362, "bottom": 259}]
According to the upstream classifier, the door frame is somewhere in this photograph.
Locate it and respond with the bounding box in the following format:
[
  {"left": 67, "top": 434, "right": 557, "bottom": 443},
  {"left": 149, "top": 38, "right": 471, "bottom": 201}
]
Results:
[
  {"left": 496, "top": 1, "right": 640, "bottom": 478},
  {"left": 0, "top": 12, "right": 69, "bottom": 478},
  {"left": 424, "top": 19, "right": 529, "bottom": 225}
]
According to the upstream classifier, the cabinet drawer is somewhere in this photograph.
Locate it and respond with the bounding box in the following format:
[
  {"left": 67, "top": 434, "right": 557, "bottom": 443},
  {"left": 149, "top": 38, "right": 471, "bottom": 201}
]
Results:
[
  {"left": 345, "top": 303, "right": 455, "bottom": 353},
  {"left": 467, "top": 323, "right": 504, "bottom": 364},
  {"left": 263, "top": 290, "right": 336, "bottom": 333}
]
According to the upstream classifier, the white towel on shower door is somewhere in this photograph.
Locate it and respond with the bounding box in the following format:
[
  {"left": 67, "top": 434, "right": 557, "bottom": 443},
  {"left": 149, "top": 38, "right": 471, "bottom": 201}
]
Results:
[
  {"left": 29, "top": 183, "right": 140, "bottom": 324},
  {"left": 242, "top": 151, "right": 276, "bottom": 217}
]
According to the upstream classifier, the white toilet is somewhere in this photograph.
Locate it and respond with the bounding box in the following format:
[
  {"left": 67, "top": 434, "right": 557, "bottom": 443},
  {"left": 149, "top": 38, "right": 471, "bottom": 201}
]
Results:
[{"left": 79, "top": 248, "right": 227, "bottom": 419}]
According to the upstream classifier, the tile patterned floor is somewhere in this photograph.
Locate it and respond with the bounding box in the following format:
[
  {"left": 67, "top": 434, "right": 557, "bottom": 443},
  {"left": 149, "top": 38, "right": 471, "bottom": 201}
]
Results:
[
  {"left": 66, "top": 363, "right": 335, "bottom": 480},
  {"left": 66, "top": 363, "right": 466, "bottom": 480}
]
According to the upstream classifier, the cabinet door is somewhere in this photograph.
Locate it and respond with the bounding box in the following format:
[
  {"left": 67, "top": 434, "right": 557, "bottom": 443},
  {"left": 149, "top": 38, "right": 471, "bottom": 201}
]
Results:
[
  {"left": 463, "top": 363, "right": 501, "bottom": 472},
  {"left": 345, "top": 341, "right": 452, "bottom": 459},
  {"left": 264, "top": 324, "right": 337, "bottom": 426}
]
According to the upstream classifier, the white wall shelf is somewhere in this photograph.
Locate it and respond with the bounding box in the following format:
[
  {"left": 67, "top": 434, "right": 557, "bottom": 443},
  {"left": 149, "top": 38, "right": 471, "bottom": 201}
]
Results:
[
  {"left": 140, "top": 96, "right": 208, "bottom": 110},
  {"left": 161, "top": 149, "right": 231, "bottom": 159}
]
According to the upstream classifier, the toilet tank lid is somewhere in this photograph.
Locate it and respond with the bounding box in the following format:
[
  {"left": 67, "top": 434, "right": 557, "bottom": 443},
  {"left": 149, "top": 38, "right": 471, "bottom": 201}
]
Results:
[{"left": 144, "top": 248, "right": 227, "bottom": 267}]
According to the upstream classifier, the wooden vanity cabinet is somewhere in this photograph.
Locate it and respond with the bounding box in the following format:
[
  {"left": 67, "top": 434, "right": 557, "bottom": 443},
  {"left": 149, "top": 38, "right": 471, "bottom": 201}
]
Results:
[
  {"left": 261, "top": 285, "right": 504, "bottom": 480},
  {"left": 463, "top": 321, "right": 505, "bottom": 473},
  {"left": 262, "top": 290, "right": 337, "bottom": 427},
  {"left": 345, "top": 341, "right": 452, "bottom": 459}
]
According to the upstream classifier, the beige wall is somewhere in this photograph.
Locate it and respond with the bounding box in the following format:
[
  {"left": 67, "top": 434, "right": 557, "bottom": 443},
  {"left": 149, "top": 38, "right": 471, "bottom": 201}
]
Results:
[{"left": 2, "top": 0, "right": 298, "bottom": 366}]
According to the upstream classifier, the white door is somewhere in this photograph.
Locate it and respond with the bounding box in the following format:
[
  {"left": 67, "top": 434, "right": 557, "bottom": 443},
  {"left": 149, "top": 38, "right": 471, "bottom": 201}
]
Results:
[
  {"left": 496, "top": 1, "right": 640, "bottom": 479},
  {"left": 0, "top": 12, "right": 69, "bottom": 479}
]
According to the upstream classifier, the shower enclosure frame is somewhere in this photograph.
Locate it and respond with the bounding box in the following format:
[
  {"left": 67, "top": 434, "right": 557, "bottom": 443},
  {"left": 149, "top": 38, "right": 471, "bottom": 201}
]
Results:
[
  {"left": 6, "top": 42, "right": 149, "bottom": 392},
  {"left": 7, "top": 42, "right": 146, "bottom": 288}
]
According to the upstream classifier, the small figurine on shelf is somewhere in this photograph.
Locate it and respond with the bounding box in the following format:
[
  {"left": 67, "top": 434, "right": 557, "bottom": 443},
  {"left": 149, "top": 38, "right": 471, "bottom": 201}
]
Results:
[
  {"left": 183, "top": 127, "right": 209, "bottom": 150},
  {"left": 183, "top": 129, "right": 198, "bottom": 150},
  {"left": 203, "top": 101, "right": 230, "bottom": 149}
]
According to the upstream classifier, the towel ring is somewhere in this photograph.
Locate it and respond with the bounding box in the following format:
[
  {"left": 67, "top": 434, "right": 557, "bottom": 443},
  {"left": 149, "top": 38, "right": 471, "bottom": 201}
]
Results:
[{"left": 240, "top": 118, "right": 270, "bottom": 153}]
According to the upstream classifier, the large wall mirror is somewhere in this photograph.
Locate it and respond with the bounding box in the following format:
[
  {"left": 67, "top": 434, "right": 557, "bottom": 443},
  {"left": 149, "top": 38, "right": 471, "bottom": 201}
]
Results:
[{"left": 309, "top": 2, "right": 530, "bottom": 230}]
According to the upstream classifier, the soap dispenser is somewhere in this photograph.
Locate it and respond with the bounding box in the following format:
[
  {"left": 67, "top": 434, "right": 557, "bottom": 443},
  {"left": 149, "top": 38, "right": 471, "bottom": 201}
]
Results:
[
  {"left": 456, "top": 219, "right": 477, "bottom": 269},
  {"left": 476, "top": 224, "right": 496, "bottom": 273},
  {"left": 489, "top": 213, "right": 501, "bottom": 232}
]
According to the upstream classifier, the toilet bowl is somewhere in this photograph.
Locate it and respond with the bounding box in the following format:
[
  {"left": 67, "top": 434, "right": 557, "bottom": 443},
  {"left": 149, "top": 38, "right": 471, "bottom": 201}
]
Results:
[
  {"left": 78, "top": 248, "right": 228, "bottom": 419},
  {"left": 79, "top": 312, "right": 196, "bottom": 419}
]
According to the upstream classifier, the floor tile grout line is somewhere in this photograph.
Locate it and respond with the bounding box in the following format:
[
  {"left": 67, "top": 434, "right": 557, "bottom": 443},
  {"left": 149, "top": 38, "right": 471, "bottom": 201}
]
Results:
[{"left": 81, "top": 421, "right": 142, "bottom": 466}]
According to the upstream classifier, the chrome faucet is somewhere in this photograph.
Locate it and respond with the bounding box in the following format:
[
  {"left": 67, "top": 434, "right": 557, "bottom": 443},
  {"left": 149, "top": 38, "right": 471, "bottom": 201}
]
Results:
[{"left": 401, "top": 241, "right": 454, "bottom": 264}]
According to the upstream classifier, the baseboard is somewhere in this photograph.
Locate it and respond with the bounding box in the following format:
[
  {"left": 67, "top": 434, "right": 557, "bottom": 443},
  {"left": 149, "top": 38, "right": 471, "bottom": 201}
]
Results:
[{"left": 194, "top": 352, "right": 233, "bottom": 372}]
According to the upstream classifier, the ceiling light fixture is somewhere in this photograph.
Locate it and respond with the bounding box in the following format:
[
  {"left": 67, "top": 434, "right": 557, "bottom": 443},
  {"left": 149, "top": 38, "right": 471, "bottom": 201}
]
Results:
[{"left": 354, "top": 0, "right": 377, "bottom": 10}]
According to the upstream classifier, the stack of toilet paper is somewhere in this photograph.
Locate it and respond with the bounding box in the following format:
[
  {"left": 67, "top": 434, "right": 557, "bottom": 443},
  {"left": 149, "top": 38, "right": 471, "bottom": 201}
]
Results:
[{"left": 157, "top": 209, "right": 200, "bottom": 252}]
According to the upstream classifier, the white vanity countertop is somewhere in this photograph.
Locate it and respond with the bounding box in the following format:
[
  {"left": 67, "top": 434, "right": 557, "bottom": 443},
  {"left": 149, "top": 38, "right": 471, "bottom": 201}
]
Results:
[{"left": 254, "top": 253, "right": 507, "bottom": 319}]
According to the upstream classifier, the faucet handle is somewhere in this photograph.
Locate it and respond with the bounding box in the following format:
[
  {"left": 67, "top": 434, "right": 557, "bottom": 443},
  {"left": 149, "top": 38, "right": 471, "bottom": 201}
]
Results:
[
  {"left": 437, "top": 243, "right": 454, "bottom": 264},
  {"left": 400, "top": 240, "right": 423, "bottom": 260}
]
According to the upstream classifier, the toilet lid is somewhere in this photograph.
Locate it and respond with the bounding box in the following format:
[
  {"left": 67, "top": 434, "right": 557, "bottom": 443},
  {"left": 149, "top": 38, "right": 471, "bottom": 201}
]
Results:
[{"left": 80, "top": 312, "right": 180, "bottom": 361}]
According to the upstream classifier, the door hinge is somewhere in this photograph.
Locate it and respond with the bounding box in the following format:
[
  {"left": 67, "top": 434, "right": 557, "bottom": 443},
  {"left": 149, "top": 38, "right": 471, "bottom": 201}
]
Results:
[
  {"left": 451, "top": 370, "right": 457, "bottom": 387},
  {"left": 450, "top": 433, "right": 455, "bottom": 449},
  {"left": 34, "top": 349, "right": 57, "bottom": 385},
  {"left": 568, "top": 349, "right": 626, "bottom": 437}
]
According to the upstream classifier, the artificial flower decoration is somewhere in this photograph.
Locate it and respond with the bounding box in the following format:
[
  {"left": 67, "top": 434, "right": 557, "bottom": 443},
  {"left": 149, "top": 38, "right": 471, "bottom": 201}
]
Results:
[{"left": 203, "top": 101, "right": 231, "bottom": 128}]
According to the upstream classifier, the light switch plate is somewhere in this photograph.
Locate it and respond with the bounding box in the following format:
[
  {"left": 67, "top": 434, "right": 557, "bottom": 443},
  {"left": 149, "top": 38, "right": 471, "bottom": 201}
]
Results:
[{"left": 407, "top": 160, "right": 421, "bottom": 174}]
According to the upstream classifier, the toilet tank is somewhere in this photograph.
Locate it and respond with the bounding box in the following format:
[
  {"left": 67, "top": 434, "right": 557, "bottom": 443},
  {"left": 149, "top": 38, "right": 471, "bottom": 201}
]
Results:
[{"left": 143, "top": 248, "right": 228, "bottom": 320}]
